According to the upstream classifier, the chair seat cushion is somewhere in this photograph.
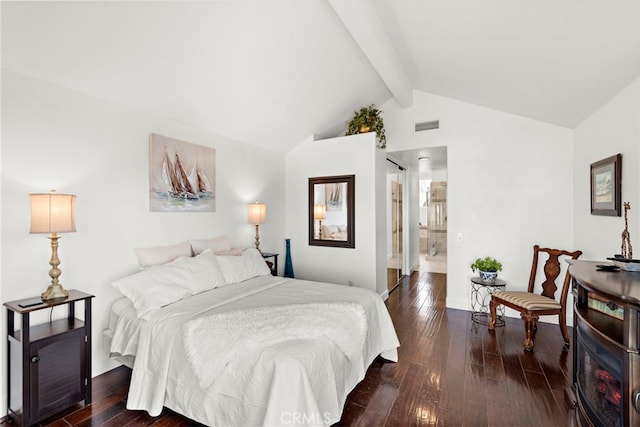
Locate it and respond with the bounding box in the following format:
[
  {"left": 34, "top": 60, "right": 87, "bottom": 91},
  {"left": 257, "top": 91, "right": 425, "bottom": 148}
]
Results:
[{"left": 493, "top": 291, "right": 561, "bottom": 310}]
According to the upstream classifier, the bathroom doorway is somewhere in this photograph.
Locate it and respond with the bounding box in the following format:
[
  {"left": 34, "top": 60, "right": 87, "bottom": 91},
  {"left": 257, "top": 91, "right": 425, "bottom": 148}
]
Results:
[
  {"left": 420, "top": 179, "right": 447, "bottom": 273},
  {"left": 387, "top": 147, "right": 447, "bottom": 275}
]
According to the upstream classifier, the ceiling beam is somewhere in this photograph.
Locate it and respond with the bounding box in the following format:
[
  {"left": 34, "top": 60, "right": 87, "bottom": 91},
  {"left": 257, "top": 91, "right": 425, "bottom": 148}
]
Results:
[{"left": 329, "top": 0, "right": 413, "bottom": 108}]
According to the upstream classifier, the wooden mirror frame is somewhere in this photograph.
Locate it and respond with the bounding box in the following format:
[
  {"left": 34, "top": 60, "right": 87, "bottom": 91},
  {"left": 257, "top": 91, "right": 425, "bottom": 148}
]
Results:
[{"left": 308, "top": 175, "right": 355, "bottom": 248}]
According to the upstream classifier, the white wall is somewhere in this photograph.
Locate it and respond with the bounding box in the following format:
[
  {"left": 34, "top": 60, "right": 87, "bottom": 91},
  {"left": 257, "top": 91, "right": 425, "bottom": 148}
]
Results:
[
  {"left": 0, "top": 70, "right": 286, "bottom": 411},
  {"left": 382, "top": 90, "right": 575, "bottom": 314},
  {"left": 285, "top": 133, "right": 387, "bottom": 295},
  {"left": 573, "top": 77, "right": 640, "bottom": 260},
  {"left": 431, "top": 169, "right": 448, "bottom": 182}
]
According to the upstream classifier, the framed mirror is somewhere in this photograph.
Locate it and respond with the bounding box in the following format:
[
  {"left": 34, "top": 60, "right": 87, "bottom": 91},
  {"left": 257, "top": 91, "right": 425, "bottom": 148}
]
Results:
[{"left": 309, "top": 175, "right": 355, "bottom": 248}]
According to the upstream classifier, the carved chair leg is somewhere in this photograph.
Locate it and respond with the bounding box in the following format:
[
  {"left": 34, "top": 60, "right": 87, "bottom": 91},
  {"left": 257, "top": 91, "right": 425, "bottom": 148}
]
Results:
[
  {"left": 559, "top": 311, "right": 570, "bottom": 347},
  {"left": 488, "top": 299, "right": 497, "bottom": 330},
  {"left": 521, "top": 313, "right": 539, "bottom": 351}
]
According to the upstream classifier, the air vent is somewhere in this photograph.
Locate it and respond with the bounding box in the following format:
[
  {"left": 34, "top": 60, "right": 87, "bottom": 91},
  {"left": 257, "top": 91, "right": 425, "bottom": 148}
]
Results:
[{"left": 415, "top": 120, "right": 440, "bottom": 132}]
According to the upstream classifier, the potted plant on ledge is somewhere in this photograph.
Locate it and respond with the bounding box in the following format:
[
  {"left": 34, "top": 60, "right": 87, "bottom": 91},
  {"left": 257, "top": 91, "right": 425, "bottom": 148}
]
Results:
[
  {"left": 345, "top": 104, "right": 387, "bottom": 149},
  {"left": 471, "top": 256, "right": 502, "bottom": 283}
]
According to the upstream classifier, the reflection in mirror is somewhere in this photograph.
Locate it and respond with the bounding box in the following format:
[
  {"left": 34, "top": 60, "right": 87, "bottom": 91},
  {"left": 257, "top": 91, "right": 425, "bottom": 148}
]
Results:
[
  {"left": 314, "top": 183, "right": 347, "bottom": 241},
  {"left": 309, "top": 175, "right": 355, "bottom": 248}
]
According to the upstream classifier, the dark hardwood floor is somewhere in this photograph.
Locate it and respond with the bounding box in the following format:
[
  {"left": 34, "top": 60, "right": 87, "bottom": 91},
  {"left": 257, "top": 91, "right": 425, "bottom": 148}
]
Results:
[
  {"left": 339, "top": 271, "right": 573, "bottom": 427},
  {"left": 7, "top": 271, "right": 574, "bottom": 426}
]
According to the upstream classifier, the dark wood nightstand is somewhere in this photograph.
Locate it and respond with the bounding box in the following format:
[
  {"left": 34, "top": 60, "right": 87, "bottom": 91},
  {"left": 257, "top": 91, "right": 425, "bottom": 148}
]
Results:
[
  {"left": 4, "top": 289, "right": 94, "bottom": 426},
  {"left": 261, "top": 252, "right": 279, "bottom": 276}
]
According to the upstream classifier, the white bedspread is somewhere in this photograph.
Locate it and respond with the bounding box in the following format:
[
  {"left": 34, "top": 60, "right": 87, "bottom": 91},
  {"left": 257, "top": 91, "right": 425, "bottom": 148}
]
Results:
[
  {"left": 184, "top": 302, "right": 368, "bottom": 390},
  {"left": 108, "top": 275, "right": 399, "bottom": 427}
]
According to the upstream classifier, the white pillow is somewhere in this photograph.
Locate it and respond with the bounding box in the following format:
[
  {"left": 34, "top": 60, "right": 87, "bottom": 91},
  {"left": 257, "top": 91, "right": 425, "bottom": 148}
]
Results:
[
  {"left": 112, "top": 250, "right": 225, "bottom": 318},
  {"left": 214, "top": 247, "right": 247, "bottom": 256},
  {"left": 190, "top": 234, "right": 232, "bottom": 255},
  {"left": 134, "top": 241, "right": 192, "bottom": 269},
  {"left": 178, "top": 250, "right": 227, "bottom": 293},
  {"left": 322, "top": 224, "right": 339, "bottom": 236},
  {"left": 216, "top": 248, "right": 271, "bottom": 285},
  {"left": 112, "top": 265, "right": 191, "bottom": 319}
]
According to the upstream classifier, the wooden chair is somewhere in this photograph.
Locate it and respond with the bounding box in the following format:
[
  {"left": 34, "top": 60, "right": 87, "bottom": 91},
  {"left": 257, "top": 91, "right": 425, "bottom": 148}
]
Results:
[{"left": 488, "top": 245, "right": 582, "bottom": 351}]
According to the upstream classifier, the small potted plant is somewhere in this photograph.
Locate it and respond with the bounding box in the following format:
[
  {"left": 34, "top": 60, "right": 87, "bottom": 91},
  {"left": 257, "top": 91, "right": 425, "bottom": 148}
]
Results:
[
  {"left": 345, "top": 104, "right": 387, "bottom": 149},
  {"left": 470, "top": 256, "right": 502, "bottom": 283}
]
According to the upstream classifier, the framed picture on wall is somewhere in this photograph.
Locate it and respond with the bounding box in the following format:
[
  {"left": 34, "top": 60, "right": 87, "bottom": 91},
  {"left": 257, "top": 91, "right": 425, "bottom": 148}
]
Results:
[
  {"left": 149, "top": 133, "right": 216, "bottom": 212},
  {"left": 308, "top": 175, "right": 355, "bottom": 248},
  {"left": 590, "top": 153, "right": 621, "bottom": 216}
]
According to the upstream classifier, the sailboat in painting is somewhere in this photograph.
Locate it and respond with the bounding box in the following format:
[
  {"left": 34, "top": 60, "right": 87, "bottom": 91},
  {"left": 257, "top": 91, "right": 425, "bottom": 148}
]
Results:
[
  {"left": 159, "top": 147, "right": 213, "bottom": 201},
  {"left": 150, "top": 133, "right": 215, "bottom": 212},
  {"left": 327, "top": 183, "right": 344, "bottom": 210}
]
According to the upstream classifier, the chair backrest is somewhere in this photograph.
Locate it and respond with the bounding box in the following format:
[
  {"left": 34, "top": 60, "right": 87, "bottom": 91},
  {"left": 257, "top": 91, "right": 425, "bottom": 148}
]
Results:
[{"left": 527, "top": 245, "right": 582, "bottom": 306}]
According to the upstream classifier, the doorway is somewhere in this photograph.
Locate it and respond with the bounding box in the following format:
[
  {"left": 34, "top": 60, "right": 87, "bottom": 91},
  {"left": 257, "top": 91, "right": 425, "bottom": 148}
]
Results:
[
  {"left": 421, "top": 179, "right": 447, "bottom": 273},
  {"left": 387, "top": 147, "right": 448, "bottom": 275}
]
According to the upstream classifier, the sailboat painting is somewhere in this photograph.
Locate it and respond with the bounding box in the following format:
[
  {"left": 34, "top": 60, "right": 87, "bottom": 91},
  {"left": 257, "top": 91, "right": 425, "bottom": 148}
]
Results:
[{"left": 149, "top": 133, "right": 216, "bottom": 212}]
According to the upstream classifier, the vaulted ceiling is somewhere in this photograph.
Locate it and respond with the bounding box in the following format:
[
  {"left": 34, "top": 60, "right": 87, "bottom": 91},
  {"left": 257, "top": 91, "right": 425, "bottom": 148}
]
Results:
[{"left": 3, "top": 1, "right": 639, "bottom": 153}]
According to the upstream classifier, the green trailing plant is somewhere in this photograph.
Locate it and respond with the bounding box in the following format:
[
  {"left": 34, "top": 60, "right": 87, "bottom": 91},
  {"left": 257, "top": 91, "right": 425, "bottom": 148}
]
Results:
[
  {"left": 470, "top": 256, "right": 503, "bottom": 272},
  {"left": 345, "top": 104, "right": 387, "bottom": 149}
]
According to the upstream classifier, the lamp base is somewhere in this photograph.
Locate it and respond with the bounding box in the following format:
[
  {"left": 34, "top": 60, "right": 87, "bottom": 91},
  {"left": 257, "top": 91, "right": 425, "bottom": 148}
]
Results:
[
  {"left": 254, "top": 224, "right": 262, "bottom": 254},
  {"left": 41, "top": 283, "right": 69, "bottom": 301}
]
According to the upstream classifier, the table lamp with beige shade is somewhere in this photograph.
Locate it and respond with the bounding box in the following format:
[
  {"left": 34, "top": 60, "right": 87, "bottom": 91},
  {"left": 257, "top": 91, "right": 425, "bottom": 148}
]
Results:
[
  {"left": 30, "top": 190, "right": 77, "bottom": 300},
  {"left": 248, "top": 201, "right": 266, "bottom": 253}
]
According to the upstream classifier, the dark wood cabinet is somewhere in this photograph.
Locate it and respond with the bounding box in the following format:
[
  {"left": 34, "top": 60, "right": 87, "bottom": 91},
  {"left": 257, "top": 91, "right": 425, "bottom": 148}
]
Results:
[
  {"left": 4, "top": 290, "right": 94, "bottom": 426},
  {"left": 569, "top": 261, "right": 640, "bottom": 427}
]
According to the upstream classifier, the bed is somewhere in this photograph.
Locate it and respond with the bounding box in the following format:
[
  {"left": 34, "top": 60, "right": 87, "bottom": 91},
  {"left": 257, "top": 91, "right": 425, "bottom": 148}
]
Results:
[
  {"left": 321, "top": 224, "right": 348, "bottom": 241},
  {"left": 103, "top": 247, "right": 399, "bottom": 426}
]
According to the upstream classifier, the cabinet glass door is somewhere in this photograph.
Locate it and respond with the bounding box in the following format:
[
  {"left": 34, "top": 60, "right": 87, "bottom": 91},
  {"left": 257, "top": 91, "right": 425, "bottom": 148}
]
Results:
[
  {"left": 387, "top": 160, "right": 405, "bottom": 291},
  {"left": 576, "top": 327, "right": 623, "bottom": 427}
]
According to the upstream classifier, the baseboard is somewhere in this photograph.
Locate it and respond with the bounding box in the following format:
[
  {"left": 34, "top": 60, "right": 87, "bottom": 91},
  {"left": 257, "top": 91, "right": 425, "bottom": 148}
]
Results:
[
  {"left": 445, "top": 297, "right": 469, "bottom": 311},
  {"left": 380, "top": 289, "right": 389, "bottom": 301}
]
